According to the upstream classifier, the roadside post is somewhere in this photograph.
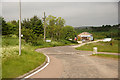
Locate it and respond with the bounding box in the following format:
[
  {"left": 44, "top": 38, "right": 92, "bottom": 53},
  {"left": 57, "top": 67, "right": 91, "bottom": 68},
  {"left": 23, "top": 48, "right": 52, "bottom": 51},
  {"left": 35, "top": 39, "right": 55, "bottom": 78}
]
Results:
[
  {"left": 42, "top": 12, "right": 46, "bottom": 41},
  {"left": 46, "top": 40, "right": 51, "bottom": 43},
  {"left": 19, "top": 0, "right": 21, "bottom": 56},
  {"left": 93, "top": 47, "right": 97, "bottom": 54}
]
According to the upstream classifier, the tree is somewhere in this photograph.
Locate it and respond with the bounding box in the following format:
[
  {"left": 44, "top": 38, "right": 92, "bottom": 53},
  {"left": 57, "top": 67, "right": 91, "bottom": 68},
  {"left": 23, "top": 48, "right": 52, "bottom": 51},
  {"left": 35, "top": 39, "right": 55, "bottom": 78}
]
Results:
[
  {"left": 22, "top": 16, "right": 43, "bottom": 37},
  {"left": 46, "top": 15, "right": 65, "bottom": 40},
  {"left": 46, "top": 15, "right": 56, "bottom": 39},
  {"left": 56, "top": 17, "right": 65, "bottom": 27},
  {"left": 22, "top": 18, "right": 30, "bottom": 29},
  {"left": 11, "top": 20, "right": 17, "bottom": 25},
  {"left": 7, "top": 20, "right": 18, "bottom": 35},
  {"left": 0, "top": 17, "right": 2, "bottom": 35},
  {"left": 22, "top": 28, "right": 41, "bottom": 45},
  {"left": 2, "top": 17, "right": 10, "bottom": 35},
  {"left": 1, "top": 17, "right": 19, "bottom": 36},
  {"left": 61, "top": 26, "right": 76, "bottom": 40},
  {"left": 55, "top": 17, "right": 65, "bottom": 40}
]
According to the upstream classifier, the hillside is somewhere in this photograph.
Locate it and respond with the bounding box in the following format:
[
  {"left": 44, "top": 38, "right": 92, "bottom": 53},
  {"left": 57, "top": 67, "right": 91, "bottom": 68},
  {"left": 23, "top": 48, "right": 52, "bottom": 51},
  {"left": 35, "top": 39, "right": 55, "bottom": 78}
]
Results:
[{"left": 74, "top": 24, "right": 119, "bottom": 40}]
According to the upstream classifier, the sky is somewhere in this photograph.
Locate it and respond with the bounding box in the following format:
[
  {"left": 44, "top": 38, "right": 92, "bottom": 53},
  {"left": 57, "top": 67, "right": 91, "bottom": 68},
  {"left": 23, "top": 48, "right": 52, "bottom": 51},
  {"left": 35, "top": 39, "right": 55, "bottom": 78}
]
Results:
[{"left": 1, "top": 1, "right": 119, "bottom": 27}]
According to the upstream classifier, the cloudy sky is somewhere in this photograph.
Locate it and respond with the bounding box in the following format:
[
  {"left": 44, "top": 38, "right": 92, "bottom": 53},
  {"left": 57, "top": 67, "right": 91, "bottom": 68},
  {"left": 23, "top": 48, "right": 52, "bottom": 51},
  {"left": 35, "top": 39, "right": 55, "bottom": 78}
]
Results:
[{"left": 1, "top": 1, "right": 118, "bottom": 27}]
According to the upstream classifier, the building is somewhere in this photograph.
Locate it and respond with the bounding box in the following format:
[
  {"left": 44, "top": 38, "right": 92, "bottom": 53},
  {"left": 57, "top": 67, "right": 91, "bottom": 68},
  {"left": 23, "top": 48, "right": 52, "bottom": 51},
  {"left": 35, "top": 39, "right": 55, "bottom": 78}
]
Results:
[{"left": 77, "top": 32, "right": 93, "bottom": 41}]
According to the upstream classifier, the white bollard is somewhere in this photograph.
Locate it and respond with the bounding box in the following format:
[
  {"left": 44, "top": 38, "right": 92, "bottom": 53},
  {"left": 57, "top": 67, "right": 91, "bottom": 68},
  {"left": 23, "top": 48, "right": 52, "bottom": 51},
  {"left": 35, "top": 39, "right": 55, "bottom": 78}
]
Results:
[{"left": 93, "top": 47, "right": 97, "bottom": 54}]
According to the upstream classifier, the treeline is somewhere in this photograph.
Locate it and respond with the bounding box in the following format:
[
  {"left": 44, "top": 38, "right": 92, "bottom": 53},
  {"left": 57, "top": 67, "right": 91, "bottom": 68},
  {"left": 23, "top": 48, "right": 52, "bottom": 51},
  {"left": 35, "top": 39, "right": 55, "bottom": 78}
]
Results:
[
  {"left": 1, "top": 15, "right": 76, "bottom": 45},
  {"left": 91, "top": 25, "right": 119, "bottom": 32},
  {"left": 1, "top": 15, "right": 119, "bottom": 43},
  {"left": 45, "top": 15, "right": 76, "bottom": 40},
  {"left": 75, "top": 24, "right": 120, "bottom": 40}
]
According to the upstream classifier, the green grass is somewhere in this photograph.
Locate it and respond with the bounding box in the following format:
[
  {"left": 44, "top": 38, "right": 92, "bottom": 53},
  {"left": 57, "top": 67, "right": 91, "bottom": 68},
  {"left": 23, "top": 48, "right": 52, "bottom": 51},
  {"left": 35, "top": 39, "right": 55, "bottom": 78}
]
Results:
[
  {"left": 2, "top": 36, "right": 78, "bottom": 78},
  {"left": 92, "top": 54, "right": 120, "bottom": 59},
  {"left": 2, "top": 37, "right": 19, "bottom": 46},
  {"left": 2, "top": 45, "right": 46, "bottom": 78},
  {"left": 75, "top": 27, "right": 119, "bottom": 40},
  {"left": 28, "top": 38, "right": 78, "bottom": 49},
  {"left": 2, "top": 37, "right": 46, "bottom": 78},
  {"left": 76, "top": 40, "right": 118, "bottom": 53}
]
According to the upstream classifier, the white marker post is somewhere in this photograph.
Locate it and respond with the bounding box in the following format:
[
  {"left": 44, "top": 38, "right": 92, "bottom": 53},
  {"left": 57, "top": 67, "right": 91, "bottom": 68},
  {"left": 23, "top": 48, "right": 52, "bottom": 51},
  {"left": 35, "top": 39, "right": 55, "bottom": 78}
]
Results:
[{"left": 93, "top": 47, "right": 97, "bottom": 54}]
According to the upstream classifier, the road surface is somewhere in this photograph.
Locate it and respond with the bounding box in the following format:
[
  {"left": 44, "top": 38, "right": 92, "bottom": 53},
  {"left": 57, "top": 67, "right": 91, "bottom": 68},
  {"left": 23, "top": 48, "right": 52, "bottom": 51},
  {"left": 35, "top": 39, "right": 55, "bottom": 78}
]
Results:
[{"left": 30, "top": 45, "right": 118, "bottom": 78}]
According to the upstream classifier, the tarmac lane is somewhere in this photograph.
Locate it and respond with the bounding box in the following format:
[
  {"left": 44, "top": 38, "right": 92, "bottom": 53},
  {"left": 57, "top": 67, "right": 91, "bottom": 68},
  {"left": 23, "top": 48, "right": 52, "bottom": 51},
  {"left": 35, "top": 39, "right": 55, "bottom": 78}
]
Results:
[{"left": 31, "top": 46, "right": 118, "bottom": 78}]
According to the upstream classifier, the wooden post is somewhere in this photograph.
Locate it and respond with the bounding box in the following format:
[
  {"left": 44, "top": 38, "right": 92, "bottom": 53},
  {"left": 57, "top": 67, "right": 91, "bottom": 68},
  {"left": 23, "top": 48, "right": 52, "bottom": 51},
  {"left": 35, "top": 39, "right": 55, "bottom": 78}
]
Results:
[{"left": 43, "top": 12, "right": 46, "bottom": 41}]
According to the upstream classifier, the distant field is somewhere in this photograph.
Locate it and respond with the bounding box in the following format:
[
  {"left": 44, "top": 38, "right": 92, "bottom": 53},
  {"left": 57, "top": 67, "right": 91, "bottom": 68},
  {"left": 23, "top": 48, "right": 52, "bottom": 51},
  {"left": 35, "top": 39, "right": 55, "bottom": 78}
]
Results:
[
  {"left": 75, "top": 25, "right": 119, "bottom": 40},
  {"left": 76, "top": 40, "right": 118, "bottom": 53}
]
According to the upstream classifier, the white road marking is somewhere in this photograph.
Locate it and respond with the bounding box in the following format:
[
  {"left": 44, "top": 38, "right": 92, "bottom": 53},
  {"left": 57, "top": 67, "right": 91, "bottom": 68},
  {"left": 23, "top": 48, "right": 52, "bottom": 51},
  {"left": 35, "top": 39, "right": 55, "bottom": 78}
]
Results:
[
  {"left": 79, "top": 55, "right": 85, "bottom": 56},
  {"left": 21, "top": 54, "right": 50, "bottom": 80},
  {"left": 79, "top": 54, "right": 92, "bottom": 57},
  {"left": 87, "top": 54, "right": 92, "bottom": 56}
]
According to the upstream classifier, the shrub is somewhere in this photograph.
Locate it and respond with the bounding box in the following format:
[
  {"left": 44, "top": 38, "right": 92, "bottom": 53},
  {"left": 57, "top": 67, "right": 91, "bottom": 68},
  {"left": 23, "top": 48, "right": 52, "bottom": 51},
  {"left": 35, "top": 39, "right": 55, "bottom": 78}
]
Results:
[
  {"left": 22, "top": 28, "right": 43, "bottom": 45},
  {"left": 2, "top": 37, "right": 19, "bottom": 47}
]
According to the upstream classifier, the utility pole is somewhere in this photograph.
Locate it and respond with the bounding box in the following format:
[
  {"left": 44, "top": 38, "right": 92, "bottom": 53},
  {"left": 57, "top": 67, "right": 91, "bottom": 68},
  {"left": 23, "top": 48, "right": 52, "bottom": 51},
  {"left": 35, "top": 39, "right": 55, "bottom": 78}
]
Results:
[
  {"left": 43, "top": 12, "right": 46, "bottom": 41},
  {"left": 19, "top": 0, "right": 21, "bottom": 55}
]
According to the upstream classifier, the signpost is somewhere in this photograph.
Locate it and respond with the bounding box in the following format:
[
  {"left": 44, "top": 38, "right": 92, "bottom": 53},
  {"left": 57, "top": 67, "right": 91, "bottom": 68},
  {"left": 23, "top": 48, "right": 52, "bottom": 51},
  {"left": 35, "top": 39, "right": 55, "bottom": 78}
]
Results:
[{"left": 46, "top": 40, "right": 51, "bottom": 43}]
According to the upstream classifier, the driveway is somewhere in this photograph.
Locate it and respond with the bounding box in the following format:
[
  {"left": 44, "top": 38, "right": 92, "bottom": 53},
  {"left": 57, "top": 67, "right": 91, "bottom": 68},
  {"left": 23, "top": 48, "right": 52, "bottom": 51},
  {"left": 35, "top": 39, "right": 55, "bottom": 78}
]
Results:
[{"left": 30, "top": 45, "right": 118, "bottom": 78}]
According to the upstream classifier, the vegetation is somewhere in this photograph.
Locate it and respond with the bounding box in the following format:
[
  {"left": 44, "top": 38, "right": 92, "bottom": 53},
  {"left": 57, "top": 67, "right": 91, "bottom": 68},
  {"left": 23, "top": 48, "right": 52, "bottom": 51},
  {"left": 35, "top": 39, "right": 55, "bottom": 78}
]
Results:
[
  {"left": 92, "top": 54, "right": 120, "bottom": 59},
  {"left": 45, "top": 15, "right": 76, "bottom": 40},
  {"left": 1, "top": 15, "right": 78, "bottom": 78},
  {"left": 75, "top": 24, "right": 119, "bottom": 54},
  {"left": 61, "top": 26, "right": 76, "bottom": 40},
  {"left": 2, "top": 36, "right": 78, "bottom": 78},
  {"left": 22, "top": 16, "right": 43, "bottom": 37},
  {"left": 2, "top": 15, "right": 76, "bottom": 43},
  {"left": 76, "top": 40, "right": 119, "bottom": 53},
  {"left": 75, "top": 24, "right": 119, "bottom": 40},
  {"left": 2, "top": 36, "right": 77, "bottom": 78},
  {"left": 1, "top": 13, "right": 119, "bottom": 78},
  {"left": 2, "top": 37, "right": 46, "bottom": 78}
]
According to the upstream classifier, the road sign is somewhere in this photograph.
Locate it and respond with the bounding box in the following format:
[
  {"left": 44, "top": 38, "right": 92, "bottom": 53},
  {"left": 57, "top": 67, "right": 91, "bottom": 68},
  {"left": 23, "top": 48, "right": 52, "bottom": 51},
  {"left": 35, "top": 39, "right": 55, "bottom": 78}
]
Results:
[{"left": 46, "top": 40, "right": 51, "bottom": 42}]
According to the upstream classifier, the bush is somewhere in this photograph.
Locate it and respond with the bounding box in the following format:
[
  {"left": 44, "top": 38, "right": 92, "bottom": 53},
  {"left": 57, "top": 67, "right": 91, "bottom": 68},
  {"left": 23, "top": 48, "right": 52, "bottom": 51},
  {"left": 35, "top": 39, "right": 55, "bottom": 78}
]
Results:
[
  {"left": 69, "top": 40, "right": 78, "bottom": 44},
  {"left": 22, "top": 28, "right": 43, "bottom": 45},
  {"left": 2, "top": 37, "right": 46, "bottom": 78},
  {"left": 2, "top": 37, "right": 19, "bottom": 47}
]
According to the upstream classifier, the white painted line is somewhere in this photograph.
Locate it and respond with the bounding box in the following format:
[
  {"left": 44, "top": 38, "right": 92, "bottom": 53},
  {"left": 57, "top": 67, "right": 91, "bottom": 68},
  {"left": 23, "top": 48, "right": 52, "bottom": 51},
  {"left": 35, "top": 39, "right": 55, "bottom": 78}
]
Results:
[
  {"left": 21, "top": 54, "right": 50, "bottom": 80},
  {"left": 79, "top": 54, "right": 92, "bottom": 56},
  {"left": 80, "top": 55, "right": 85, "bottom": 57},
  {"left": 65, "top": 52, "right": 74, "bottom": 54},
  {"left": 87, "top": 54, "right": 92, "bottom": 56}
]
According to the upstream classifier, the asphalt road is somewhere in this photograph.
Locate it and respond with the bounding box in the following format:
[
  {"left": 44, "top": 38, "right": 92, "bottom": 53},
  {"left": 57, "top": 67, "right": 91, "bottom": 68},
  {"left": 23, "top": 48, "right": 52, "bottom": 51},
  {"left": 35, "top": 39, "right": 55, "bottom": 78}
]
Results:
[{"left": 32, "top": 45, "right": 118, "bottom": 78}]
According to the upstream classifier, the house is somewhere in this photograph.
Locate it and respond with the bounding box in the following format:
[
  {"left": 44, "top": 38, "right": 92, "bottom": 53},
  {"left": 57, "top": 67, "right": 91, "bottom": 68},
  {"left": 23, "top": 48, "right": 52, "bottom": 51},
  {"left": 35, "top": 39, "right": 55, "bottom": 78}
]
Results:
[{"left": 77, "top": 32, "right": 93, "bottom": 41}]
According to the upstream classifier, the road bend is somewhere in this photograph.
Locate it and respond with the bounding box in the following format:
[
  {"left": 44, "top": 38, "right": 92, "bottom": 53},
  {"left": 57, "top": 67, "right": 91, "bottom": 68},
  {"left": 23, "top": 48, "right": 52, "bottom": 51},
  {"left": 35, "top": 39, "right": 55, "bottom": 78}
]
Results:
[{"left": 31, "top": 45, "right": 118, "bottom": 78}]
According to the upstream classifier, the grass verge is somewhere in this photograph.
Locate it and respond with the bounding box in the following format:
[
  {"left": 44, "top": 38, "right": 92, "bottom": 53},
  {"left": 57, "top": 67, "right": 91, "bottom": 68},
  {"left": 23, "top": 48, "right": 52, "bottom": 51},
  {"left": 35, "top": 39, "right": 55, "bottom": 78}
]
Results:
[
  {"left": 2, "top": 37, "right": 46, "bottom": 78},
  {"left": 76, "top": 40, "right": 118, "bottom": 53},
  {"left": 91, "top": 54, "right": 120, "bottom": 59},
  {"left": 2, "top": 36, "right": 78, "bottom": 78},
  {"left": 2, "top": 45, "right": 46, "bottom": 78}
]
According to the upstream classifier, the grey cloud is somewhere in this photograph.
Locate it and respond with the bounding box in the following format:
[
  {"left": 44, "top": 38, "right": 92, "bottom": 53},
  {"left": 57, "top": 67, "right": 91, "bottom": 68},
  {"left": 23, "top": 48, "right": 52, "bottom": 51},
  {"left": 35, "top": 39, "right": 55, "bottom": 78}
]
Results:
[{"left": 2, "top": 2, "right": 118, "bottom": 27}]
